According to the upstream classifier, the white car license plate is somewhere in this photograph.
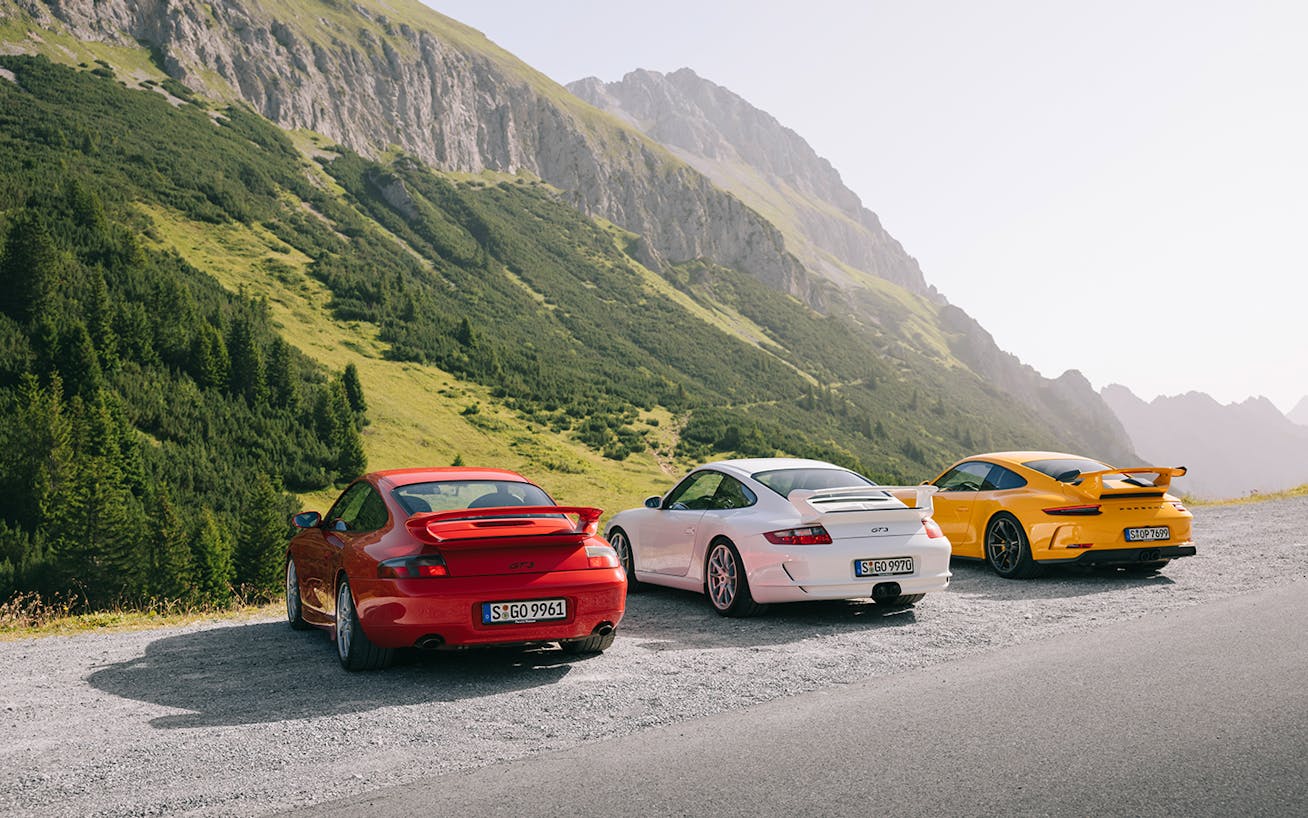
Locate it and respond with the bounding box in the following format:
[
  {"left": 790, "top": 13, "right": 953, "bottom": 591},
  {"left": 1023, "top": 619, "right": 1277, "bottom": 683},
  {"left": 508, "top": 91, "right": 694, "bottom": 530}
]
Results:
[
  {"left": 854, "top": 557, "right": 914, "bottom": 577},
  {"left": 1124, "top": 526, "right": 1169, "bottom": 542},
  {"left": 481, "top": 598, "right": 568, "bottom": 625}
]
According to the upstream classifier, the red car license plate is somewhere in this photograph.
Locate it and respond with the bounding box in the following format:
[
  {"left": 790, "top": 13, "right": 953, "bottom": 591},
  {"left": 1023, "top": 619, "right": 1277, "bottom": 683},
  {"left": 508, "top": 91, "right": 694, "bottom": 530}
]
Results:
[{"left": 482, "top": 598, "right": 568, "bottom": 625}]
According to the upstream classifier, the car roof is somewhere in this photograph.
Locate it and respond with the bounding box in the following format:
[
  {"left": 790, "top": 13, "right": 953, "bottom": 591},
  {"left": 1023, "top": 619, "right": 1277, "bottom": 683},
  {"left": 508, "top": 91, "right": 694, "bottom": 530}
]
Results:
[
  {"left": 698, "top": 458, "right": 860, "bottom": 481},
  {"left": 372, "top": 467, "right": 533, "bottom": 490}
]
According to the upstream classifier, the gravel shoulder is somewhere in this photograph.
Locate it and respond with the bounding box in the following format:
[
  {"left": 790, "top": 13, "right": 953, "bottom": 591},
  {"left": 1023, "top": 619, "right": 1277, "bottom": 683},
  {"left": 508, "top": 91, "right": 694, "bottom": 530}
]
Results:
[{"left": 3, "top": 498, "right": 1306, "bottom": 817}]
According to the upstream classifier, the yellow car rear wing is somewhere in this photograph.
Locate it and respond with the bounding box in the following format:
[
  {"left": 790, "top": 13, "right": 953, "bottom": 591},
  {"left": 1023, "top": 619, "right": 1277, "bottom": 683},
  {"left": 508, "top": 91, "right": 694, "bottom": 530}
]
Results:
[{"left": 1068, "top": 466, "right": 1188, "bottom": 498}]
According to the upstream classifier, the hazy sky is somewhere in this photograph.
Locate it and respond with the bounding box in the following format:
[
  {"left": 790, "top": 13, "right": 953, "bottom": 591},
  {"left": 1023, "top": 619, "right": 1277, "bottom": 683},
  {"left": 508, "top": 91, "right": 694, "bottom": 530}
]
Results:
[{"left": 425, "top": 1, "right": 1308, "bottom": 413}]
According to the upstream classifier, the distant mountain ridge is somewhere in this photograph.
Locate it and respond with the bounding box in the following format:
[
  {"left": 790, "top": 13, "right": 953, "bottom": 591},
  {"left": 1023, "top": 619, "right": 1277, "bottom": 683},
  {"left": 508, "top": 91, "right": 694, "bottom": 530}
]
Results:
[
  {"left": 1288, "top": 395, "right": 1308, "bottom": 426},
  {"left": 1102, "top": 385, "right": 1308, "bottom": 499}
]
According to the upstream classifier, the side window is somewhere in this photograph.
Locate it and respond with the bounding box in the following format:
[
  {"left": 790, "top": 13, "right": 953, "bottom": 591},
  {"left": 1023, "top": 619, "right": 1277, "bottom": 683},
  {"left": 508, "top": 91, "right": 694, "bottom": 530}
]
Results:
[
  {"left": 982, "top": 465, "right": 1028, "bottom": 491},
  {"left": 706, "top": 475, "right": 757, "bottom": 511},
  {"left": 326, "top": 483, "right": 387, "bottom": 532},
  {"left": 935, "top": 462, "right": 994, "bottom": 492},
  {"left": 353, "top": 487, "right": 390, "bottom": 532},
  {"left": 664, "top": 471, "right": 725, "bottom": 510}
]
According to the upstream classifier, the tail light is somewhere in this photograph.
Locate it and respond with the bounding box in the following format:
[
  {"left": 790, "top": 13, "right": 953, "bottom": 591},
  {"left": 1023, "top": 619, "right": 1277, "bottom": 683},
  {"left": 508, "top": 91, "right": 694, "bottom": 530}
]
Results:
[
  {"left": 585, "top": 544, "right": 619, "bottom": 568},
  {"left": 378, "top": 554, "right": 449, "bottom": 578},
  {"left": 763, "top": 526, "right": 832, "bottom": 545},
  {"left": 1042, "top": 504, "right": 1102, "bottom": 516},
  {"left": 922, "top": 518, "right": 944, "bottom": 539}
]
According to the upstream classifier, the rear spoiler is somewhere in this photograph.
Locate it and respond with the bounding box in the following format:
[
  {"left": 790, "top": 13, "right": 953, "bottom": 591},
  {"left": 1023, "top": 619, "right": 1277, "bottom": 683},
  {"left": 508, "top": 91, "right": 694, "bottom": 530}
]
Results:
[
  {"left": 1068, "top": 467, "right": 1187, "bottom": 498},
  {"left": 789, "top": 485, "right": 937, "bottom": 521},
  {"left": 405, "top": 506, "right": 603, "bottom": 549}
]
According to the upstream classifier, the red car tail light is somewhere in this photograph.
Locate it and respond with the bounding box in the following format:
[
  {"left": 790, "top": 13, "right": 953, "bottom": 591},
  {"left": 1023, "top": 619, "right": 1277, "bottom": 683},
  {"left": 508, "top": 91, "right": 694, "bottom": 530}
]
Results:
[
  {"left": 922, "top": 518, "right": 944, "bottom": 539},
  {"left": 1042, "top": 504, "right": 1102, "bottom": 516},
  {"left": 763, "top": 526, "right": 833, "bottom": 545},
  {"left": 585, "top": 544, "right": 619, "bottom": 569},
  {"left": 378, "top": 554, "right": 449, "bottom": 578}
]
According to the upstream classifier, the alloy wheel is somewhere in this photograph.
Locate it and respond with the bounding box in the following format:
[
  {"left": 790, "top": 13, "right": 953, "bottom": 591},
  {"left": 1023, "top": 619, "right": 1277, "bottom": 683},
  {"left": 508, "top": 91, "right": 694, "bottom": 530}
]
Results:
[
  {"left": 987, "top": 517, "right": 1022, "bottom": 573},
  {"left": 707, "top": 543, "right": 738, "bottom": 610},
  {"left": 336, "top": 581, "right": 354, "bottom": 661}
]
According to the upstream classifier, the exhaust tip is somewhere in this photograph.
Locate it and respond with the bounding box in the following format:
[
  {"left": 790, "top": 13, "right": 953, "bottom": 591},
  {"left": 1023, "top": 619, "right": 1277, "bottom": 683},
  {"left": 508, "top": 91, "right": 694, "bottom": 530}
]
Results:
[
  {"left": 594, "top": 621, "right": 614, "bottom": 636},
  {"left": 871, "top": 582, "right": 902, "bottom": 601},
  {"left": 414, "top": 634, "right": 445, "bottom": 650}
]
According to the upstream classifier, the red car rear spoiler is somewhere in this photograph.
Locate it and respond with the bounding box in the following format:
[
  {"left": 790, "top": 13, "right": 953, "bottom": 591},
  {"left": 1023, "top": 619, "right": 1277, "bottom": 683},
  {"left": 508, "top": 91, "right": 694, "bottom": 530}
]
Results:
[
  {"left": 405, "top": 506, "right": 603, "bottom": 548},
  {"left": 1069, "top": 467, "right": 1187, "bottom": 498}
]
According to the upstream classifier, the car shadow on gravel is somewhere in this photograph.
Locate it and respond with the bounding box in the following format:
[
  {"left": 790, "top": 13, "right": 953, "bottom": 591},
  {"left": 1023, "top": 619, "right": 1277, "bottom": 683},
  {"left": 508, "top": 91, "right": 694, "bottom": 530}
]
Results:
[
  {"left": 947, "top": 559, "right": 1176, "bottom": 600},
  {"left": 617, "top": 585, "right": 919, "bottom": 651},
  {"left": 86, "top": 622, "right": 578, "bottom": 729}
]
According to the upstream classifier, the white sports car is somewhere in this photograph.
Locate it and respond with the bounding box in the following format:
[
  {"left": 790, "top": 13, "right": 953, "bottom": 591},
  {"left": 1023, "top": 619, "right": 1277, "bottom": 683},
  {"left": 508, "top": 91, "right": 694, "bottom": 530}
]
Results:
[{"left": 605, "top": 458, "right": 953, "bottom": 616}]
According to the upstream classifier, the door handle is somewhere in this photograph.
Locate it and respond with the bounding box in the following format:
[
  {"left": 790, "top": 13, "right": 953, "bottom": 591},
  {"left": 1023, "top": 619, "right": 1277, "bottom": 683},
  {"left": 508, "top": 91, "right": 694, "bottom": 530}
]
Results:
[{"left": 684, "top": 527, "right": 696, "bottom": 535}]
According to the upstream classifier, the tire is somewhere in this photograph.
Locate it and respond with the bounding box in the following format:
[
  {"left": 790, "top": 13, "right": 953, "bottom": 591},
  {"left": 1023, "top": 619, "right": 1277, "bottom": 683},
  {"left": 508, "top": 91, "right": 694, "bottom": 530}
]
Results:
[
  {"left": 1123, "top": 559, "right": 1171, "bottom": 574},
  {"left": 335, "top": 577, "right": 393, "bottom": 671},
  {"left": 985, "top": 513, "right": 1042, "bottom": 579},
  {"left": 608, "top": 528, "right": 641, "bottom": 593},
  {"left": 285, "top": 558, "right": 311, "bottom": 631},
  {"left": 873, "top": 593, "right": 925, "bottom": 607},
  {"left": 561, "top": 632, "right": 616, "bottom": 654},
  {"left": 705, "top": 539, "right": 767, "bottom": 618}
]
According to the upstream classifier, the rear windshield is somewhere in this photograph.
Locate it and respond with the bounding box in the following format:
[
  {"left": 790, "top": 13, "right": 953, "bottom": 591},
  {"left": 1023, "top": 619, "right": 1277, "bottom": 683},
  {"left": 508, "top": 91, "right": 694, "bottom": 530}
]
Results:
[
  {"left": 1023, "top": 458, "right": 1114, "bottom": 483},
  {"left": 391, "top": 480, "right": 554, "bottom": 515},
  {"left": 751, "top": 467, "right": 877, "bottom": 498}
]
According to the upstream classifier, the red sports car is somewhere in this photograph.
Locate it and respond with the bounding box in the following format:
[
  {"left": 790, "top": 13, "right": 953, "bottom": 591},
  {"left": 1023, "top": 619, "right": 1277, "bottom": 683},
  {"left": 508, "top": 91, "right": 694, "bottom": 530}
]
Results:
[{"left": 286, "top": 467, "right": 626, "bottom": 670}]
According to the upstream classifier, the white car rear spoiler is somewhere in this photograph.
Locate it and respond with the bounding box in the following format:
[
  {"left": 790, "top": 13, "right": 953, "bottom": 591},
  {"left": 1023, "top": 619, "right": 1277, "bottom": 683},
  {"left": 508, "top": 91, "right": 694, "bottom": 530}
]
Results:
[{"left": 788, "top": 485, "right": 937, "bottom": 522}]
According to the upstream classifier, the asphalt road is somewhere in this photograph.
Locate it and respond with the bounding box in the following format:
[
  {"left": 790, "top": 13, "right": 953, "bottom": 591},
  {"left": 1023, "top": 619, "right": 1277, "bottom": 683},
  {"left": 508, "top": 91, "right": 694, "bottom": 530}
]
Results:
[{"left": 303, "top": 580, "right": 1308, "bottom": 817}]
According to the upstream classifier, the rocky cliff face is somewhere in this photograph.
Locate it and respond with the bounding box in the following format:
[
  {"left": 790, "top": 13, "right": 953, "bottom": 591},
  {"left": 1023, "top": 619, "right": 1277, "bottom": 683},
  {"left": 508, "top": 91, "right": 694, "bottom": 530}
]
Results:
[
  {"left": 569, "top": 68, "right": 938, "bottom": 300},
  {"left": 9, "top": 0, "right": 813, "bottom": 298},
  {"left": 1102, "top": 385, "right": 1308, "bottom": 498}
]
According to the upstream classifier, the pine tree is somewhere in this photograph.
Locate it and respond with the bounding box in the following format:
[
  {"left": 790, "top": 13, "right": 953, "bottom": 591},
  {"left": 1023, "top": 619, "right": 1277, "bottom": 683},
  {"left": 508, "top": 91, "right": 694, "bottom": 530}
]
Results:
[
  {"left": 191, "top": 509, "right": 235, "bottom": 606},
  {"left": 265, "top": 336, "right": 299, "bottom": 409},
  {"left": 191, "top": 323, "right": 229, "bottom": 390},
  {"left": 46, "top": 454, "right": 145, "bottom": 607},
  {"left": 0, "top": 216, "right": 60, "bottom": 325},
  {"left": 234, "top": 472, "right": 290, "bottom": 602},
  {"left": 341, "top": 362, "right": 367, "bottom": 415},
  {"left": 85, "top": 269, "right": 119, "bottom": 372},
  {"left": 55, "top": 320, "right": 104, "bottom": 400},
  {"left": 226, "top": 315, "right": 267, "bottom": 404},
  {"left": 146, "top": 485, "right": 194, "bottom": 603}
]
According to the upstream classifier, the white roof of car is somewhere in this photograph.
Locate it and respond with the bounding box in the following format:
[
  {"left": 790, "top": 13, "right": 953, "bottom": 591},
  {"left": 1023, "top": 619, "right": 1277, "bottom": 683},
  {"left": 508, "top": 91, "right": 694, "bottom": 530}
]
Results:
[{"left": 704, "top": 458, "right": 853, "bottom": 480}]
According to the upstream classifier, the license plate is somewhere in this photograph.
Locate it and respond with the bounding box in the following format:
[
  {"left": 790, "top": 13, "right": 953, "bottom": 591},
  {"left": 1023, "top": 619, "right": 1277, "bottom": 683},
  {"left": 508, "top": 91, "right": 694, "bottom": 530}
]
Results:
[
  {"left": 854, "top": 557, "right": 914, "bottom": 577},
  {"left": 1125, "top": 526, "right": 1169, "bottom": 542},
  {"left": 481, "top": 598, "right": 568, "bottom": 625}
]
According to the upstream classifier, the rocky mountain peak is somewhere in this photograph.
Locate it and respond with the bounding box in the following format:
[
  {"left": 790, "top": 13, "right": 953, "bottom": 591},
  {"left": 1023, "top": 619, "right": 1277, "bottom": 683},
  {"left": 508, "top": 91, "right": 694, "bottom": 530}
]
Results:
[{"left": 568, "top": 67, "right": 937, "bottom": 300}]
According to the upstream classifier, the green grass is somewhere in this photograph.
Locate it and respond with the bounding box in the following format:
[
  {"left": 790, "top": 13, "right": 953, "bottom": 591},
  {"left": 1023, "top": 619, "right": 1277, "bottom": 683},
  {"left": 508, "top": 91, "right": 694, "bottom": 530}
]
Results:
[{"left": 138, "top": 202, "right": 681, "bottom": 517}]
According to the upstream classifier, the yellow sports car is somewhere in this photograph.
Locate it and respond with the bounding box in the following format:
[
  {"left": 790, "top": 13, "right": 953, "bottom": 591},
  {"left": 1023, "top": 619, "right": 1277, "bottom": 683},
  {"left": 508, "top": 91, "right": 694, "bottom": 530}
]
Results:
[{"left": 925, "top": 451, "right": 1195, "bottom": 578}]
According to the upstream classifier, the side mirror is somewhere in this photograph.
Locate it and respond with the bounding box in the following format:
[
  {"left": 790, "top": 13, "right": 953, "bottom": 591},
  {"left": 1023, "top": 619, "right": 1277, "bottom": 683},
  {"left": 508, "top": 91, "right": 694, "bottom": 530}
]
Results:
[
  {"left": 919, "top": 480, "right": 929, "bottom": 486},
  {"left": 291, "top": 511, "right": 322, "bottom": 529},
  {"left": 644, "top": 496, "right": 662, "bottom": 509}
]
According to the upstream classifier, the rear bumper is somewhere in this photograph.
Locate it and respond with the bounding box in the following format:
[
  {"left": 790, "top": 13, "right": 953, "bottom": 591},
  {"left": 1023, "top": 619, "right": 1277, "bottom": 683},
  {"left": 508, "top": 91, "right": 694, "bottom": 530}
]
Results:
[
  {"left": 1039, "top": 544, "right": 1197, "bottom": 566},
  {"left": 747, "top": 534, "right": 953, "bottom": 603},
  {"left": 350, "top": 568, "right": 626, "bottom": 649}
]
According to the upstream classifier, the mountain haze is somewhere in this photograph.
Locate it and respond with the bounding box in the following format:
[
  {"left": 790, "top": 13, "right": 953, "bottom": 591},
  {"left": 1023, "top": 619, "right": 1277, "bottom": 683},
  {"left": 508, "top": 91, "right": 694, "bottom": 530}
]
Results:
[
  {"left": 0, "top": 0, "right": 1136, "bottom": 483},
  {"left": 1102, "top": 385, "right": 1308, "bottom": 499},
  {"left": 568, "top": 67, "right": 1134, "bottom": 463},
  {"left": 1288, "top": 396, "right": 1308, "bottom": 426}
]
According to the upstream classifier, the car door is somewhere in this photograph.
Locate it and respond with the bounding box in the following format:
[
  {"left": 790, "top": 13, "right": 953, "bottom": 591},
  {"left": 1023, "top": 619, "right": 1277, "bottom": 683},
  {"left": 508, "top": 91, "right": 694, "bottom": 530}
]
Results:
[
  {"left": 641, "top": 470, "right": 725, "bottom": 576},
  {"left": 690, "top": 474, "right": 758, "bottom": 575},
  {"left": 320, "top": 483, "right": 390, "bottom": 616},
  {"left": 931, "top": 461, "right": 996, "bottom": 557},
  {"left": 303, "top": 482, "right": 372, "bottom": 612}
]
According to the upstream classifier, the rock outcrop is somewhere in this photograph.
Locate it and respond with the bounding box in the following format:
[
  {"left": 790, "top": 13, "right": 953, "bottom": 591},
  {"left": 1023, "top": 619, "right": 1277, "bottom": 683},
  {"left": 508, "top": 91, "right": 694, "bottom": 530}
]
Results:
[{"left": 10, "top": 0, "right": 812, "bottom": 299}]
